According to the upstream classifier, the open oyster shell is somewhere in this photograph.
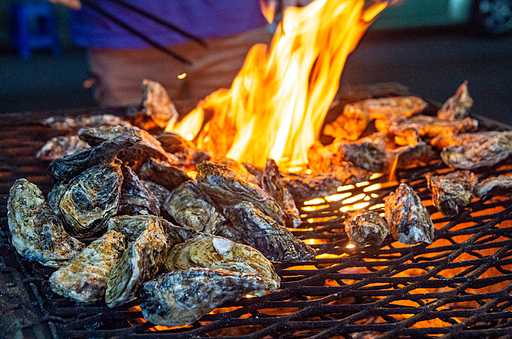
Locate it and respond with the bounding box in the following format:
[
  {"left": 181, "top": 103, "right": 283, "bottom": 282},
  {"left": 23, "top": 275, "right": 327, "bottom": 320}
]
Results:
[
  {"left": 49, "top": 230, "right": 126, "bottom": 303},
  {"left": 7, "top": 179, "right": 84, "bottom": 268}
]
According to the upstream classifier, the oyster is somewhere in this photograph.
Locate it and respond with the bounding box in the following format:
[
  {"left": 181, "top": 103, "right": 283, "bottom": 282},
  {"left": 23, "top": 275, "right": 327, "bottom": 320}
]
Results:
[
  {"left": 430, "top": 131, "right": 512, "bottom": 149},
  {"left": 323, "top": 102, "right": 370, "bottom": 141},
  {"left": 140, "top": 268, "right": 270, "bottom": 326},
  {"left": 49, "top": 230, "right": 126, "bottom": 303},
  {"left": 163, "top": 181, "right": 225, "bottom": 233},
  {"left": 476, "top": 174, "right": 512, "bottom": 199},
  {"left": 78, "top": 125, "right": 177, "bottom": 168},
  {"left": 137, "top": 158, "right": 190, "bottom": 191},
  {"left": 105, "top": 220, "right": 169, "bottom": 308},
  {"left": 221, "top": 202, "right": 316, "bottom": 262},
  {"left": 157, "top": 132, "right": 211, "bottom": 166},
  {"left": 7, "top": 179, "right": 84, "bottom": 267},
  {"left": 41, "top": 114, "right": 130, "bottom": 131},
  {"left": 36, "top": 136, "right": 89, "bottom": 161},
  {"left": 334, "top": 133, "right": 387, "bottom": 173},
  {"left": 197, "top": 161, "right": 287, "bottom": 226},
  {"left": 139, "top": 79, "right": 179, "bottom": 129},
  {"left": 426, "top": 170, "right": 477, "bottom": 216},
  {"left": 384, "top": 183, "right": 435, "bottom": 245},
  {"left": 261, "top": 159, "right": 301, "bottom": 228},
  {"left": 441, "top": 133, "right": 512, "bottom": 169},
  {"left": 345, "top": 211, "right": 389, "bottom": 248},
  {"left": 437, "top": 81, "right": 473, "bottom": 120},
  {"left": 118, "top": 165, "right": 160, "bottom": 216},
  {"left": 166, "top": 235, "right": 280, "bottom": 292},
  {"left": 59, "top": 160, "right": 123, "bottom": 238},
  {"left": 385, "top": 141, "right": 436, "bottom": 170},
  {"left": 213, "top": 157, "right": 261, "bottom": 185},
  {"left": 48, "top": 134, "right": 139, "bottom": 182},
  {"left": 142, "top": 180, "right": 172, "bottom": 206}
]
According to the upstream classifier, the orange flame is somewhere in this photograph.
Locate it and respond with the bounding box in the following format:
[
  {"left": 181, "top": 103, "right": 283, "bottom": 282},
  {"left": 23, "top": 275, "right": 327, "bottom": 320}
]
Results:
[{"left": 168, "top": 0, "right": 387, "bottom": 169}]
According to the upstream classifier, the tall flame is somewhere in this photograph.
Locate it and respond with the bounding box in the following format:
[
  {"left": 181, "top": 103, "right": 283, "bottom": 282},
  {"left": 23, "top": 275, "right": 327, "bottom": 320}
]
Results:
[{"left": 169, "top": 0, "right": 387, "bottom": 168}]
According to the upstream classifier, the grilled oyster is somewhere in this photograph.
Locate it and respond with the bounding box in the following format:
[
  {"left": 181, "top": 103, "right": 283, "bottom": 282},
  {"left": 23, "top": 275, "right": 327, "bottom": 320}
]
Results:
[
  {"left": 156, "top": 132, "right": 211, "bottom": 166},
  {"left": 118, "top": 165, "right": 160, "bottom": 216},
  {"left": 430, "top": 131, "right": 512, "bottom": 149},
  {"left": 163, "top": 181, "right": 225, "bottom": 233},
  {"left": 139, "top": 79, "right": 179, "bottom": 129},
  {"left": 335, "top": 133, "right": 387, "bottom": 173},
  {"left": 213, "top": 157, "right": 261, "bottom": 185},
  {"left": 385, "top": 141, "right": 436, "bottom": 170},
  {"left": 105, "top": 220, "right": 169, "bottom": 308},
  {"left": 137, "top": 158, "right": 190, "bottom": 191},
  {"left": 48, "top": 134, "right": 139, "bottom": 182},
  {"left": 441, "top": 133, "right": 512, "bottom": 169},
  {"left": 476, "top": 174, "right": 512, "bottom": 199},
  {"left": 221, "top": 202, "right": 316, "bottom": 262},
  {"left": 142, "top": 180, "right": 172, "bottom": 206},
  {"left": 36, "top": 136, "right": 90, "bottom": 161},
  {"left": 197, "top": 161, "right": 287, "bottom": 226},
  {"left": 261, "top": 159, "right": 301, "bottom": 228},
  {"left": 323, "top": 102, "right": 370, "bottom": 141},
  {"left": 49, "top": 230, "right": 126, "bottom": 303},
  {"left": 41, "top": 114, "right": 130, "bottom": 131},
  {"left": 166, "top": 235, "right": 280, "bottom": 292},
  {"left": 59, "top": 160, "right": 123, "bottom": 238},
  {"left": 78, "top": 125, "right": 177, "bottom": 168},
  {"left": 426, "top": 170, "right": 477, "bottom": 216},
  {"left": 140, "top": 268, "right": 271, "bottom": 326},
  {"left": 345, "top": 211, "right": 389, "bottom": 248},
  {"left": 7, "top": 179, "right": 84, "bottom": 268},
  {"left": 384, "top": 183, "right": 435, "bottom": 245},
  {"left": 437, "top": 81, "right": 473, "bottom": 120}
]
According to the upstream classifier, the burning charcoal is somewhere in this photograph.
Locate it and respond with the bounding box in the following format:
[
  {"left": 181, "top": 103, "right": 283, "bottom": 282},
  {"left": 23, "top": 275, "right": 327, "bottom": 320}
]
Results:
[
  {"left": 36, "top": 136, "right": 90, "bottom": 161},
  {"left": 166, "top": 234, "right": 280, "bottom": 292},
  {"left": 476, "top": 174, "right": 512, "bottom": 199},
  {"left": 140, "top": 268, "right": 270, "bottom": 326},
  {"left": 431, "top": 131, "right": 512, "bottom": 149},
  {"left": 221, "top": 202, "right": 316, "bottom": 262},
  {"left": 48, "top": 134, "right": 139, "bottom": 182},
  {"left": 7, "top": 179, "right": 84, "bottom": 268},
  {"left": 118, "top": 165, "right": 160, "bottom": 216},
  {"left": 283, "top": 165, "right": 371, "bottom": 202},
  {"left": 78, "top": 125, "right": 177, "bottom": 168},
  {"left": 441, "top": 133, "right": 512, "bottom": 170},
  {"left": 261, "top": 159, "right": 302, "bottom": 228},
  {"left": 384, "top": 183, "right": 435, "bottom": 245},
  {"left": 345, "top": 211, "right": 389, "bottom": 248},
  {"left": 59, "top": 160, "right": 123, "bottom": 238},
  {"left": 163, "top": 181, "right": 225, "bottom": 233},
  {"left": 196, "top": 161, "right": 287, "bottom": 226},
  {"left": 437, "top": 81, "right": 473, "bottom": 120},
  {"left": 49, "top": 230, "right": 126, "bottom": 303},
  {"left": 136, "top": 79, "right": 179, "bottom": 129},
  {"left": 41, "top": 114, "right": 130, "bottom": 131},
  {"left": 137, "top": 158, "right": 191, "bottom": 191},
  {"left": 105, "top": 220, "right": 169, "bottom": 308},
  {"left": 426, "top": 170, "right": 477, "bottom": 216}
]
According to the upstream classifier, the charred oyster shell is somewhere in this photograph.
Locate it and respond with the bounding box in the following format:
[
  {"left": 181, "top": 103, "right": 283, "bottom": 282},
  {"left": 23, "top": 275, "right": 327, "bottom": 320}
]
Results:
[
  {"left": 165, "top": 234, "right": 280, "bottom": 292},
  {"left": 59, "top": 160, "right": 123, "bottom": 238},
  {"left": 137, "top": 158, "right": 190, "bottom": 191},
  {"left": 140, "top": 268, "right": 271, "bottom": 326},
  {"left": 7, "top": 179, "right": 84, "bottom": 267},
  {"left": 345, "top": 211, "right": 389, "bottom": 248},
  {"left": 384, "top": 183, "right": 435, "bottom": 245},
  {"left": 49, "top": 230, "right": 126, "bottom": 303},
  {"left": 118, "top": 164, "right": 160, "bottom": 216},
  {"left": 426, "top": 170, "right": 477, "bottom": 216}
]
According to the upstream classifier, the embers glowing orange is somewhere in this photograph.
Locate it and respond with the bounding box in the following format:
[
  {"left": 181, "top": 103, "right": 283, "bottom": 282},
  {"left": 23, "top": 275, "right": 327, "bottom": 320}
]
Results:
[{"left": 168, "top": 0, "right": 387, "bottom": 169}]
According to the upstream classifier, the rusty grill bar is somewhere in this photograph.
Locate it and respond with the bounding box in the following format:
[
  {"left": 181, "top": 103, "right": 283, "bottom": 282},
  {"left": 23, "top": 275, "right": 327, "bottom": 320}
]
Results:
[{"left": 1, "top": 108, "right": 512, "bottom": 338}]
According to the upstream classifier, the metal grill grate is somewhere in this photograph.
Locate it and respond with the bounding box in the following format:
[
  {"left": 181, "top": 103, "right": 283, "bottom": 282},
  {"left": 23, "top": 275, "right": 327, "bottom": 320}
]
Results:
[{"left": 1, "top": 108, "right": 512, "bottom": 338}]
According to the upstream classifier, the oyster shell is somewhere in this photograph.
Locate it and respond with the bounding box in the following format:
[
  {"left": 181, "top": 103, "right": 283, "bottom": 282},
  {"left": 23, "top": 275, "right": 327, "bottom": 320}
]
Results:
[
  {"left": 36, "top": 136, "right": 90, "bottom": 161},
  {"left": 196, "top": 161, "right": 287, "bottom": 226},
  {"left": 49, "top": 230, "right": 126, "bottom": 303},
  {"left": 165, "top": 235, "right": 280, "bottom": 292},
  {"left": 7, "top": 179, "right": 84, "bottom": 267},
  {"left": 118, "top": 164, "right": 160, "bottom": 216},
  {"left": 140, "top": 268, "right": 270, "bottom": 326},
  {"left": 48, "top": 134, "right": 139, "bottom": 182},
  {"left": 105, "top": 220, "right": 169, "bottom": 308},
  {"left": 437, "top": 81, "right": 473, "bottom": 120},
  {"left": 139, "top": 79, "right": 179, "bottom": 129},
  {"left": 221, "top": 202, "right": 316, "bottom": 262},
  {"left": 384, "top": 183, "right": 435, "bottom": 245},
  {"left": 430, "top": 131, "right": 512, "bottom": 149},
  {"left": 163, "top": 181, "right": 225, "bottom": 233},
  {"left": 142, "top": 180, "right": 171, "bottom": 206},
  {"left": 213, "top": 157, "right": 261, "bottom": 186},
  {"left": 261, "top": 159, "right": 301, "bottom": 228},
  {"left": 41, "top": 114, "right": 130, "bottom": 131},
  {"left": 345, "top": 211, "right": 389, "bottom": 248},
  {"left": 476, "top": 174, "right": 512, "bottom": 199},
  {"left": 156, "top": 132, "right": 211, "bottom": 166},
  {"left": 137, "top": 158, "right": 190, "bottom": 191},
  {"left": 59, "top": 160, "right": 123, "bottom": 238},
  {"left": 426, "top": 170, "right": 477, "bottom": 216}
]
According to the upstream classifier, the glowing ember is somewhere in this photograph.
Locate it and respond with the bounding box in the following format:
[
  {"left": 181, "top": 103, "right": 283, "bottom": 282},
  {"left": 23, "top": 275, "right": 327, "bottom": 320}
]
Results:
[{"left": 168, "top": 0, "right": 387, "bottom": 169}]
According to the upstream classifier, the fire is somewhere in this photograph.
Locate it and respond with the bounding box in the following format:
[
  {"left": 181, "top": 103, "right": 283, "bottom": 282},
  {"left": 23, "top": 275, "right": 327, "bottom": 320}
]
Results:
[{"left": 168, "top": 0, "right": 387, "bottom": 168}]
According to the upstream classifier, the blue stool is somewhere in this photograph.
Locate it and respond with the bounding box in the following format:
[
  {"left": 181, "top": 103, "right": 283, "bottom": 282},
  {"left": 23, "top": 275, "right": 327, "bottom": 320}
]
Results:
[{"left": 11, "top": 1, "right": 61, "bottom": 60}]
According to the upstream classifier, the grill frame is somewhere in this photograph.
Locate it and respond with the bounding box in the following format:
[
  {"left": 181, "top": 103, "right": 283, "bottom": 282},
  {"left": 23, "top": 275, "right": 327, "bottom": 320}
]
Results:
[{"left": 1, "top": 106, "right": 512, "bottom": 339}]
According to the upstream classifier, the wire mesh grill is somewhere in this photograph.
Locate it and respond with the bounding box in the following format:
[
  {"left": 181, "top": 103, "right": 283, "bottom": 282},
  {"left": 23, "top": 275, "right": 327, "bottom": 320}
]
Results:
[{"left": 1, "top": 109, "right": 512, "bottom": 339}]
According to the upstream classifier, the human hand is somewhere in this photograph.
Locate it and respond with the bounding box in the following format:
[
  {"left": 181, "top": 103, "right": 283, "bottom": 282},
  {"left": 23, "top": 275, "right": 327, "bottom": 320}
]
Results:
[{"left": 47, "top": 0, "right": 81, "bottom": 10}]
